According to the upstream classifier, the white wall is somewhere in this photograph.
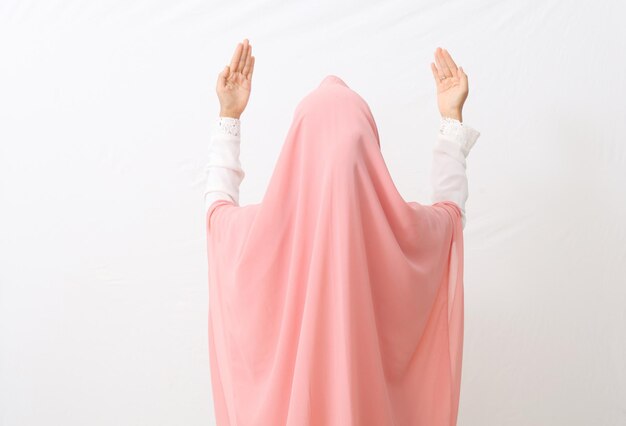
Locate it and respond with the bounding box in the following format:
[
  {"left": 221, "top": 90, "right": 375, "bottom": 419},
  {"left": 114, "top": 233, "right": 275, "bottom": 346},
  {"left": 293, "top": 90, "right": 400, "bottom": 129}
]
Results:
[{"left": 1, "top": 1, "right": 625, "bottom": 425}]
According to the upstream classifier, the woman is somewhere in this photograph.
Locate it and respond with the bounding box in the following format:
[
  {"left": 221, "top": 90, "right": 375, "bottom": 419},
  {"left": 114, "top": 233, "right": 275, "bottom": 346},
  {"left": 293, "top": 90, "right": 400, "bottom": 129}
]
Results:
[{"left": 204, "top": 38, "right": 480, "bottom": 426}]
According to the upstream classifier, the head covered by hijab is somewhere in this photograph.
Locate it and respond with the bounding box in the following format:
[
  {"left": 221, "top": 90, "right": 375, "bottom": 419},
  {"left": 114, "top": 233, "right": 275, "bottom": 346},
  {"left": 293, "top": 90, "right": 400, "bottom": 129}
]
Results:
[{"left": 206, "top": 75, "right": 465, "bottom": 426}]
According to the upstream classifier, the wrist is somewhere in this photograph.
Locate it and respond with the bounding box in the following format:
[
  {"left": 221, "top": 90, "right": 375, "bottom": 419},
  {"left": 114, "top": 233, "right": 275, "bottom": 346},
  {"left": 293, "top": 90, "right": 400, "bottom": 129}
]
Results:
[
  {"left": 440, "top": 109, "right": 462, "bottom": 122},
  {"left": 220, "top": 110, "right": 241, "bottom": 119}
]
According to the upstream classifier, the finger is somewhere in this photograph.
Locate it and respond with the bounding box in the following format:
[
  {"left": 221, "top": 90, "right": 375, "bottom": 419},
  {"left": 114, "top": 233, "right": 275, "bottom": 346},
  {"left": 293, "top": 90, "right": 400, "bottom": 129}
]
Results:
[
  {"left": 237, "top": 39, "right": 249, "bottom": 73},
  {"left": 432, "top": 49, "right": 446, "bottom": 79},
  {"left": 435, "top": 47, "right": 452, "bottom": 77},
  {"left": 459, "top": 66, "right": 467, "bottom": 79},
  {"left": 229, "top": 42, "right": 243, "bottom": 72},
  {"left": 438, "top": 48, "right": 453, "bottom": 77},
  {"left": 430, "top": 62, "right": 442, "bottom": 83},
  {"left": 242, "top": 43, "right": 253, "bottom": 76},
  {"left": 218, "top": 65, "right": 230, "bottom": 88},
  {"left": 434, "top": 47, "right": 449, "bottom": 77},
  {"left": 247, "top": 56, "right": 255, "bottom": 81},
  {"left": 442, "top": 48, "right": 459, "bottom": 77}
]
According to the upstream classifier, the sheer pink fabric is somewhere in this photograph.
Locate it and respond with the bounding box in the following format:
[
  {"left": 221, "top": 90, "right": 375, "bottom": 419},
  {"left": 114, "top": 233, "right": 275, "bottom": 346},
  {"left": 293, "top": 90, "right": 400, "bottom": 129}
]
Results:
[{"left": 206, "top": 75, "right": 465, "bottom": 425}]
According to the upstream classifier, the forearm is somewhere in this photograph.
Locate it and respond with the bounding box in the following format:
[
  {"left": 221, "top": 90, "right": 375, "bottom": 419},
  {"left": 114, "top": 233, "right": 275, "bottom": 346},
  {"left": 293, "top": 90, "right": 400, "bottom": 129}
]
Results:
[
  {"left": 204, "top": 116, "right": 245, "bottom": 212},
  {"left": 430, "top": 116, "right": 480, "bottom": 229}
]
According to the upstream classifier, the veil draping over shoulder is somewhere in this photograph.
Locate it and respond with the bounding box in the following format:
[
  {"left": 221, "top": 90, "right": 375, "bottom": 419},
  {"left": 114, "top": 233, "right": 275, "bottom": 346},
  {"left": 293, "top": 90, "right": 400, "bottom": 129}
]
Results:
[{"left": 206, "top": 74, "right": 465, "bottom": 426}]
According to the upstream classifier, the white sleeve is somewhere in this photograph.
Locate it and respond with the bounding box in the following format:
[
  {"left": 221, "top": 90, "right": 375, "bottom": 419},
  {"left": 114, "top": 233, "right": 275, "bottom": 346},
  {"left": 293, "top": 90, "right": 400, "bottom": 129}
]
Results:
[
  {"left": 204, "top": 116, "right": 245, "bottom": 212},
  {"left": 430, "top": 116, "right": 480, "bottom": 230}
]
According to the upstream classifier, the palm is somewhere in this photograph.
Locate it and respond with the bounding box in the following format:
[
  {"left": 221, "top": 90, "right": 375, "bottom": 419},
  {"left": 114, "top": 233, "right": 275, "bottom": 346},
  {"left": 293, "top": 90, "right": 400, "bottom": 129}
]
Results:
[
  {"left": 430, "top": 47, "right": 468, "bottom": 116},
  {"left": 220, "top": 71, "right": 251, "bottom": 113},
  {"left": 216, "top": 38, "right": 255, "bottom": 118}
]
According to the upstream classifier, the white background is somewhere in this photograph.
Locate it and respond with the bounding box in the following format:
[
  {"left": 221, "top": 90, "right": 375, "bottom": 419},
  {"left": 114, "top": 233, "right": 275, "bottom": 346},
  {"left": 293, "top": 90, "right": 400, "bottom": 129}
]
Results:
[{"left": 1, "top": 1, "right": 625, "bottom": 425}]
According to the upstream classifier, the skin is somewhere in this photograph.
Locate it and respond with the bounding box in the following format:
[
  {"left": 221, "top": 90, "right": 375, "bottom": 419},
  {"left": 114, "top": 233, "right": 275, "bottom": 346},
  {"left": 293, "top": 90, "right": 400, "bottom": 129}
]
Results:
[
  {"left": 216, "top": 38, "right": 255, "bottom": 119},
  {"left": 430, "top": 47, "right": 468, "bottom": 122},
  {"left": 216, "top": 40, "right": 469, "bottom": 123}
]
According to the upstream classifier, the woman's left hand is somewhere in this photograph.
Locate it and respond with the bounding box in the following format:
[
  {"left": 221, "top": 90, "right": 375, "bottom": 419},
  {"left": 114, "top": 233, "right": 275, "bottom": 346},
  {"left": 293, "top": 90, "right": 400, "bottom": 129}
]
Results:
[{"left": 216, "top": 38, "right": 255, "bottom": 119}]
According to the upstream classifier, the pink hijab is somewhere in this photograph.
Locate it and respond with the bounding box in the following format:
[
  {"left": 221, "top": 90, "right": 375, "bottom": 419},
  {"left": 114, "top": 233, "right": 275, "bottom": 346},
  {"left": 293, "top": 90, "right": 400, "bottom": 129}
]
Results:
[{"left": 206, "top": 75, "right": 465, "bottom": 425}]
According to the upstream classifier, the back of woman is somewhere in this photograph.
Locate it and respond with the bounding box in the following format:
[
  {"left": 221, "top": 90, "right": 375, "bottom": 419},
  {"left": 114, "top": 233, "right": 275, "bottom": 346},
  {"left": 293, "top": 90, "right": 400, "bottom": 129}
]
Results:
[{"left": 204, "top": 39, "right": 480, "bottom": 426}]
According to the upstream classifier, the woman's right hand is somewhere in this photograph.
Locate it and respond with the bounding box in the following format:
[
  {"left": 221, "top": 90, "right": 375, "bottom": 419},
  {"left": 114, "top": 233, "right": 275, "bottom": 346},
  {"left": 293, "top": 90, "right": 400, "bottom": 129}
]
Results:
[{"left": 430, "top": 47, "right": 469, "bottom": 122}]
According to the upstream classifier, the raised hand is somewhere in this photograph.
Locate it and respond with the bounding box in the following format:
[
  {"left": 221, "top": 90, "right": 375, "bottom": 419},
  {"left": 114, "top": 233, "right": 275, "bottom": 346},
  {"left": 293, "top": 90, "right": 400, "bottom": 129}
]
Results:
[
  {"left": 430, "top": 47, "right": 468, "bottom": 122},
  {"left": 216, "top": 38, "right": 255, "bottom": 119}
]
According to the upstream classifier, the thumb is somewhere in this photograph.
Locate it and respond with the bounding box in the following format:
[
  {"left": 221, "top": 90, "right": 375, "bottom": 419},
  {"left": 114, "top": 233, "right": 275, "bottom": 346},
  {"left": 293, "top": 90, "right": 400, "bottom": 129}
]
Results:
[
  {"left": 218, "top": 65, "right": 230, "bottom": 88},
  {"left": 459, "top": 66, "right": 467, "bottom": 79}
]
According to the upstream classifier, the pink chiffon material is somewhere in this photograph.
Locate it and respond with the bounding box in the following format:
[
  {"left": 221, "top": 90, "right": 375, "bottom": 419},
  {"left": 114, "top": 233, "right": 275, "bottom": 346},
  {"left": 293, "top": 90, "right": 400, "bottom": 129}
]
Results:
[{"left": 206, "top": 75, "right": 465, "bottom": 425}]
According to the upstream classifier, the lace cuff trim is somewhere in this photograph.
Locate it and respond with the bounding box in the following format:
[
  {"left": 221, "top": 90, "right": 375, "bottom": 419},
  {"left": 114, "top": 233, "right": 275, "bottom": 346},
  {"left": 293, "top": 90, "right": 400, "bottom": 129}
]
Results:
[
  {"left": 217, "top": 116, "right": 241, "bottom": 137},
  {"left": 439, "top": 116, "right": 480, "bottom": 156}
]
